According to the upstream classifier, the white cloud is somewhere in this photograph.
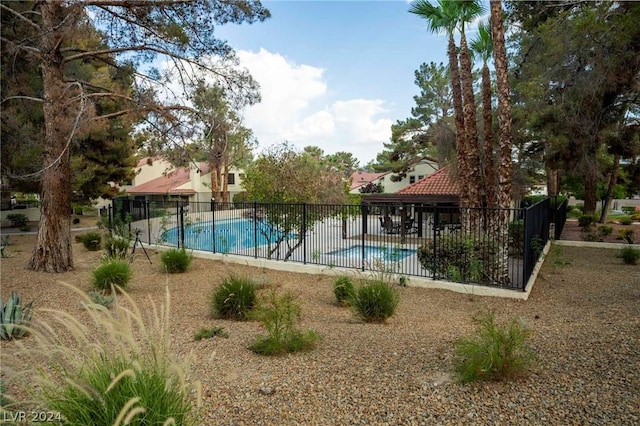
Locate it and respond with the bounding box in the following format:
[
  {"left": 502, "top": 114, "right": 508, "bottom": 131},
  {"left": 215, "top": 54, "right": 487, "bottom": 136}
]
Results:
[{"left": 236, "top": 49, "right": 392, "bottom": 164}]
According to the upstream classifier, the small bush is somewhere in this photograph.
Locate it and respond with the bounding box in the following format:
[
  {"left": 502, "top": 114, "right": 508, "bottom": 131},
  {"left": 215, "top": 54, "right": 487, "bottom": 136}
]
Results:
[
  {"left": 160, "top": 248, "right": 192, "bottom": 273},
  {"left": 6, "top": 213, "right": 28, "bottom": 228},
  {"left": 621, "top": 246, "right": 640, "bottom": 265},
  {"left": 25, "top": 287, "right": 197, "bottom": 426},
  {"left": 454, "top": 312, "right": 535, "bottom": 383},
  {"left": 333, "top": 276, "right": 354, "bottom": 306},
  {"left": 104, "top": 234, "right": 130, "bottom": 260},
  {"left": 616, "top": 228, "right": 635, "bottom": 244},
  {"left": 619, "top": 216, "right": 633, "bottom": 226},
  {"left": 621, "top": 206, "right": 636, "bottom": 215},
  {"left": 249, "top": 290, "right": 319, "bottom": 355},
  {"left": 578, "top": 214, "right": 597, "bottom": 229},
  {"left": 210, "top": 275, "right": 257, "bottom": 320},
  {"left": 194, "top": 326, "right": 229, "bottom": 340},
  {"left": 87, "top": 291, "right": 115, "bottom": 309},
  {"left": 80, "top": 231, "right": 102, "bottom": 251},
  {"left": 72, "top": 217, "right": 81, "bottom": 225},
  {"left": 92, "top": 259, "right": 132, "bottom": 292},
  {"left": 508, "top": 220, "right": 524, "bottom": 257},
  {"left": 597, "top": 225, "right": 613, "bottom": 236},
  {"left": 417, "top": 235, "right": 498, "bottom": 282},
  {"left": 351, "top": 280, "right": 399, "bottom": 323}
]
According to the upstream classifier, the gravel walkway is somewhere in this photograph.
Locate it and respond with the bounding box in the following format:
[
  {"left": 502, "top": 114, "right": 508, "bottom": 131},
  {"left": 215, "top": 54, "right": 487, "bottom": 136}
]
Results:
[{"left": 0, "top": 233, "right": 638, "bottom": 425}]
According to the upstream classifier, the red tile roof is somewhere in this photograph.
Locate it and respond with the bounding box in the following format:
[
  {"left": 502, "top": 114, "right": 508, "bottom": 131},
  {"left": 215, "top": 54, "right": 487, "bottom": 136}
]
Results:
[
  {"left": 127, "top": 163, "right": 210, "bottom": 195},
  {"left": 349, "top": 171, "right": 387, "bottom": 190},
  {"left": 396, "top": 167, "right": 459, "bottom": 196}
]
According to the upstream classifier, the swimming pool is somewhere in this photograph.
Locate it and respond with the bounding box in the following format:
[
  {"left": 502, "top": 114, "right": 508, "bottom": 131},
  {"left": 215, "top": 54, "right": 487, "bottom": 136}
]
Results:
[
  {"left": 164, "top": 218, "right": 290, "bottom": 252},
  {"left": 327, "top": 245, "right": 416, "bottom": 261}
]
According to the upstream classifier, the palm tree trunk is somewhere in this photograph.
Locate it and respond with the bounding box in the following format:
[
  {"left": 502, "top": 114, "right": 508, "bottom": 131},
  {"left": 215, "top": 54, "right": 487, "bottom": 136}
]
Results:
[
  {"left": 491, "top": 0, "right": 513, "bottom": 285},
  {"left": 481, "top": 64, "right": 497, "bottom": 209},
  {"left": 459, "top": 31, "right": 482, "bottom": 212},
  {"left": 491, "top": 0, "right": 513, "bottom": 211},
  {"left": 448, "top": 34, "right": 468, "bottom": 209}
]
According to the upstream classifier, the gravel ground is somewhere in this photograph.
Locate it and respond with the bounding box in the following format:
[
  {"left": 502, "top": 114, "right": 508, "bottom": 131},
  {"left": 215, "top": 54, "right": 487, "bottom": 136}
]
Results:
[{"left": 0, "top": 230, "right": 639, "bottom": 425}]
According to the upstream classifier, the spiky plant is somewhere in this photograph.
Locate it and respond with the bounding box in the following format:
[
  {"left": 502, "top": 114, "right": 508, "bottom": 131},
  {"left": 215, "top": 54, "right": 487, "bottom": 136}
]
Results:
[{"left": 0, "top": 292, "right": 33, "bottom": 340}]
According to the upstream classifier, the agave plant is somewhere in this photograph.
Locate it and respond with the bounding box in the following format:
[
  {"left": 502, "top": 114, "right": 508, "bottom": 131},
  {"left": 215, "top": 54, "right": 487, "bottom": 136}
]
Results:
[{"left": 0, "top": 292, "right": 33, "bottom": 340}]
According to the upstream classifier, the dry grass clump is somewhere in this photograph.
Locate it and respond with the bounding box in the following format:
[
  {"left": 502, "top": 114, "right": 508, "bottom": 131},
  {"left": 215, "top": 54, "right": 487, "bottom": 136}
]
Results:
[{"left": 1, "top": 283, "right": 200, "bottom": 425}]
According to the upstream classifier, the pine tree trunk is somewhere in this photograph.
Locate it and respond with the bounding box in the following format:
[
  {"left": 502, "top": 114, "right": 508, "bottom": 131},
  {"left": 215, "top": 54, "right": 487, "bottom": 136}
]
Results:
[
  {"left": 27, "top": 2, "right": 74, "bottom": 272},
  {"left": 599, "top": 154, "right": 620, "bottom": 223},
  {"left": 583, "top": 163, "right": 598, "bottom": 215},
  {"left": 546, "top": 167, "right": 559, "bottom": 196}
]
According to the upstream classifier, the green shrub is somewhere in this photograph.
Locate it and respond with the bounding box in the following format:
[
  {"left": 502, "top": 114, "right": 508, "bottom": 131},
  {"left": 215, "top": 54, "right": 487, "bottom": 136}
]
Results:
[
  {"left": 454, "top": 312, "right": 534, "bottom": 383},
  {"left": 351, "top": 280, "right": 399, "bottom": 323},
  {"left": 24, "top": 287, "right": 198, "bottom": 426},
  {"left": 631, "top": 213, "right": 640, "bottom": 221},
  {"left": 92, "top": 259, "right": 132, "bottom": 292},
  {"left": 621, "top": 246, "right": 640, "bottom": 265},
  {"left": 621, "top": 206, "right": 636, "bottom": 215},
  {"left": 1, "top": 292, "right": 33, "bottom": 340},
  {"left": 80, "top": 231, "right": 102, "bottom": 251},
  {"left": 597, "top": 225, "right": 613, "bottom": 236},
  {"left": 619, "top": 216, "right": 633, "bottom": 226},
  {"left": 508, "top": 220, "right": 524, "bottom": 257},
  {"left": 249, "top": 290, "right": 319, "bottom": 355},
  {"left": 616, "top": 228, "right": 635, "bottom": 244},
  {"left": 160, "top": 248, "right": 192, "bottom": 273},
  {"left": 104, "top": 234, "right": 130, "bottom": 260},
  {"left": 417, "top": 235, "right": 499, "bottom": 282},
  {"left": 6, "top": 213, "right": 28, "bottom": 228},
  {"left": 333, "top": 276, "right": 354, "bottom": 306},
  {"left": 210, "top": 275, "right": 257, "bottom": 320},
  {"left": 578, "top": 214, "right": 597, "bottom": 229},
  {"left": 194, "top": 326, "right": 229, "bottom": 340}
]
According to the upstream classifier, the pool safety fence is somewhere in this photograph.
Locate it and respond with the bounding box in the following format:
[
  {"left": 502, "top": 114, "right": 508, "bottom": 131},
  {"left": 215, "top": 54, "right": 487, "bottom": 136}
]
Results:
[{"left": 106, "top": 198, "right": 566, "bottom": 291}]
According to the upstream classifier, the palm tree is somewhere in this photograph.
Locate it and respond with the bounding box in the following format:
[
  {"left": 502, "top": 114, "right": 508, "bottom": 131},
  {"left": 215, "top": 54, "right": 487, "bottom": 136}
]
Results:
[
  {"left": 490, "top": 0, "right": 513, "bottom": 211},
  {"left": 471, "top": 21, "right": 497, "bottom": 209},
  {"left": 409, "top": 0, "right": 468, "bottom": 207},
  {"left": 490, "top": 0, "right": 513, "bottom": 284},
  {"left": 456, "top": 0, "right": 485, "bottom": 211}
]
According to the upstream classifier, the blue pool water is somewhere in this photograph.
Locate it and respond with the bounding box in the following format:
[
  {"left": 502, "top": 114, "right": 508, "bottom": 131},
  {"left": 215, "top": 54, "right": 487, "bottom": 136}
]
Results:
[
  {"left": 164, "top": 219, "right": 289, "bottom": 252},
  {"left": 327, "top": 245, "right": 416, "bottom": 261}
]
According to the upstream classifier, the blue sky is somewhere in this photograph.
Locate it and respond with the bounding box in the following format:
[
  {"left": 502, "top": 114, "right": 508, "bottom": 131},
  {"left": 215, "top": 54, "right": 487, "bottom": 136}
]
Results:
[{"left": 214, "top": 0, "right": 463, "bottom": 165}]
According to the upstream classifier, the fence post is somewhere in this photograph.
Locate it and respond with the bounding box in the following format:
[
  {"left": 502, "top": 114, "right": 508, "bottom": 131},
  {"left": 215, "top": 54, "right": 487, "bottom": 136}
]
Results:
[
  {"left": 108, "top": 205, "right": 112, "bottom": 229},
  {"left": 303, "top": 203, "right": 307, "bottom": 265},
  {"left": 146, "top": 200, "right": 151, "bottom": 244},
  {"left": 522, "top": 205, "right": 529, "bottom": 291},
  {"left": 432, "top": 207, "right": 438, "bottom": 280},
  {"left": 211, "top": 198, "right": 216, "bottom": 254},
  {"left": 361, "top": 202, "right": 366, "bottom": 272},
  {"left": 254, "top": 201, "right": 258, "bottom": 259}
]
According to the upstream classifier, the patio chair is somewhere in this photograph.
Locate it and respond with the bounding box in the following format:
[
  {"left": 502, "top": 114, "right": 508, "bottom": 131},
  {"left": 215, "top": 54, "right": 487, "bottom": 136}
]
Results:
[
  {"left": 404, "top": 218, "right": 418, "bottom": 234},
  {"left": 381, "top": 216, "right": 401, "bottom": 234}
]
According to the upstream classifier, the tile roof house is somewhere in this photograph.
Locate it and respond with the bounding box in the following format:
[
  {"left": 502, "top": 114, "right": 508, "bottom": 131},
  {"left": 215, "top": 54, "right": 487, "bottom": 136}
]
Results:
[
  {"left": 123, "top": 157, "right": 245, "bottom": 204},
  {"left": 349, "top": 158, "right": 439, "bottom": 194},
  {"left": 396, "top": 167, "right": 459, "bottom": 198},
  {"left": 363, "top": 167, "right": 460, "bottom": 206}
]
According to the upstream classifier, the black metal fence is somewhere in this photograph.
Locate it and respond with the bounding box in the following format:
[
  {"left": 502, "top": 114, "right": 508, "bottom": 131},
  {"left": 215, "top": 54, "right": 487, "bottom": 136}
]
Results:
[{"left": 106, "top": 197, "right": 564, "bottom": 292}]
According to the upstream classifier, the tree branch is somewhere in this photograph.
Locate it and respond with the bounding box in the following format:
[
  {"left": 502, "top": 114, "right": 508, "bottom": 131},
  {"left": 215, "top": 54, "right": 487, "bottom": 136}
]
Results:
[{"left": 0, "top": 4, "right": 41, "bottom": 31}]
